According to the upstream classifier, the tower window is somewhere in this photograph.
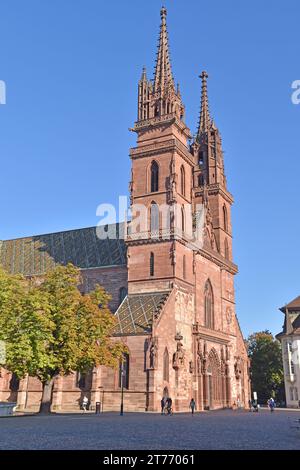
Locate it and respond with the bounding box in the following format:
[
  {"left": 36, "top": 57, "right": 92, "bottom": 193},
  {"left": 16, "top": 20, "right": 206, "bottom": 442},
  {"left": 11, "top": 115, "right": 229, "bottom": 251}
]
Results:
[
  {"left": 150, "top": 161, "right": 159, "bottom": 192},
  {"left": 183, "top": 255, "right": 186, "bottom": 279},
  {"left": 223, "top": 205, "right": 228, "bottom": 232},
  {"left": 150, "top": 202, "right": 159, "bottom": 232},
  {"left": 150, "top": 252, "right": 154, "bottom": 277},
  {"left": 224, "top": 239, "right": 229, "bottom": 260},
  {"left": 181, "top": 206, "right": 185, "bottom": 233},
  {"left": 180, "top": 165, "right": 186, "bottom": 196},
  {"left": 204, "top": 280, "right": 214, "bottom": 329}
]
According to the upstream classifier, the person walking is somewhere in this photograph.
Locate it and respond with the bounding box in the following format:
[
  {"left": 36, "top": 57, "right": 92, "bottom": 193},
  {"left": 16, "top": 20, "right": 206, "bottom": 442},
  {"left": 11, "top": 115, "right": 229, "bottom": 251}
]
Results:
[
  {"left": 161, "top": 397, "right": 166, "bottom": 415},
  {"left": 82, "top": 395, "right": 89, "bottom": 412},
  {"left": 166, "top": 397, "right": 173, "bottom": 415},
  {"left": 189, "top": 398, "right": 196, "bottom": 415},
  {"left": 267, "top": 397, "right": 275, "bottom": 412}
]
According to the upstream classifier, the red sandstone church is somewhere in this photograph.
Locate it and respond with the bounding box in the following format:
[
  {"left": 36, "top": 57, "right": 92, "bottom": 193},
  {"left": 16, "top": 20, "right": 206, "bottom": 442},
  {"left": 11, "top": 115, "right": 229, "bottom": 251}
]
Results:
[{"left": 0, "top": 8, "right": 250, "bottom": 412}]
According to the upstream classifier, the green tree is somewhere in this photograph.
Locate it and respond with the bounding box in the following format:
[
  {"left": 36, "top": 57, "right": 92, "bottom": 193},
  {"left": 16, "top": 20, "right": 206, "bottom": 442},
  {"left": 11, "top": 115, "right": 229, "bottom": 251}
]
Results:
[
  {"left": 247, "top": 330, "right": 285, "bottom": 404},
  {"left": 0, "top": 264, "right": 124, "bottom": 413}
]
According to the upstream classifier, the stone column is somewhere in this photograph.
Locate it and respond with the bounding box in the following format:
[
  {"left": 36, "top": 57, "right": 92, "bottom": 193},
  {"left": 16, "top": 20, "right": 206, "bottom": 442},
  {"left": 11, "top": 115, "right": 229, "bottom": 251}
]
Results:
[
  {"left": 17, "top": 375, "right": 29, "bottom": 411},
  {"left": 51, "top": 375, "right": 63, "bottom": 411},
  {"left": 91, "top": 367, "right": 102, "bottom": 410}
]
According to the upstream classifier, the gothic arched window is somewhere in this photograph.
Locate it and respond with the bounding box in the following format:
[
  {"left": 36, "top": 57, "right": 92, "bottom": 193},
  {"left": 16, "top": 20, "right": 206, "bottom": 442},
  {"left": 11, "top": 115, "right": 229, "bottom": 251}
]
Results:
[
  {"left": 119, "top": 287, "right": 127, "bottom": 305},
  {"left": 180, "top": 165, "right": 186, "bottom": 196},
  {"left": 76, "top": 371, "right": 86, "bottom": 389},
  {"left": 224, "top": 239, "right": 229, "bottom": 260},
  {"left": 204, "top": 280, "right": 214, "bottom": 329},
  {"left": 150, "top": 252, "right": 154, "bottom": 277},
  {"left": 223, "top": 205, "right": 228, "bottom": 232},
  {"left": 119, "top": 353, "right": 130, "bottom": 390},
  {"left": 150, "top": 161, "right": 159, "bottom": 193},
  {"left": 163, "top": 348, "right": 169, "bottom": 382},
  {"left": 150, "top": 202, "right": 159, "bottom": 233},
  {"left": 181, "top": 206, "right": 185, "bottom": 233}
]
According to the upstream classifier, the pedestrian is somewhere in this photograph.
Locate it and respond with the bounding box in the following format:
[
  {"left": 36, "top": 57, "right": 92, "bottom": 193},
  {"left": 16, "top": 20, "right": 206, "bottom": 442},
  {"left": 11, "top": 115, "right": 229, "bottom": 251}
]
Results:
[
  {"left": 82, "top": 395, "right": 89, "bottom": 412},
  {"left": 189, "top": 398, "right": 196, "bottom": 415},
  {"left": 167, "top": 397, "right": 173, "bottom": 415},
  {"left": 267, "top": 397, "right": 275, "bottom": 412},
  {"left": 248, "top": 399, "right": 252, "bottom": 412},
  {"left": 161, "top": 397, "right": 166, "bottom": 415}
]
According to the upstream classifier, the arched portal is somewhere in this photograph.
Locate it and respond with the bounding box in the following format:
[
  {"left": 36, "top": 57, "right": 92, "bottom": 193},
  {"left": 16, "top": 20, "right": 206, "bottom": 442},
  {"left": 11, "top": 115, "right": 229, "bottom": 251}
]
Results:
[{"left": 204, "top": 349, "right": 223, "bottom": 410}]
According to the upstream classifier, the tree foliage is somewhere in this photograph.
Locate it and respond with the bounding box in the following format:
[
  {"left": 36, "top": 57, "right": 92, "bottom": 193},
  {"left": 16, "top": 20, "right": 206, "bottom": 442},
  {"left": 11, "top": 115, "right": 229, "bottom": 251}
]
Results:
[
  {"left": 0, "top": 264, "right": 125, "bottom": 412},
  {"left": 247, "top": 330, "right": 285, "bottom": 404}
]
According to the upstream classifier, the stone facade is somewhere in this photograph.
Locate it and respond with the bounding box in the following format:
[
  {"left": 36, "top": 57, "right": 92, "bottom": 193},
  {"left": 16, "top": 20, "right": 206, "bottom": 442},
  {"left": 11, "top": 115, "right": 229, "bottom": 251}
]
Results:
[{"left": 0, "top": 7, "right": 250, "bottom": 412}]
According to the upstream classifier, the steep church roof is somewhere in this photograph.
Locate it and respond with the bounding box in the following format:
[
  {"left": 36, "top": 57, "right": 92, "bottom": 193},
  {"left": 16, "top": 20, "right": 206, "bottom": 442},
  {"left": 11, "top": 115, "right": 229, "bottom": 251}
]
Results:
[
  {"left": 0, "top": 223, "right": 126, "bottom": 276},
  {"left": 113, "top": 291, "right": 170, "bottom": 336}
]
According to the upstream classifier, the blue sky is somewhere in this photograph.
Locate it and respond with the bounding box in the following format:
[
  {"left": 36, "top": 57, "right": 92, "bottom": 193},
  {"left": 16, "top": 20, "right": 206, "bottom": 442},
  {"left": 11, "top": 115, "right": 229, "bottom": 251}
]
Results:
[{"left": 0, "top": 0, "right": 299, "bottom": 337}]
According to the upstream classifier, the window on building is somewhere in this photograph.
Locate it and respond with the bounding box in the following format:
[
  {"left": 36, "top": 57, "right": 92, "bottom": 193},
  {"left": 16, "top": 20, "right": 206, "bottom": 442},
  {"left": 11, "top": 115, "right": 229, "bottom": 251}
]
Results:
[
  {"left": 291, "top": 360, "right": 295, "bottom": 375},
  {"left": 9, "top": 373, "right": 20, "bottom": 393},
  {"left": 290, "top": 387, "right": 294, "bottom": 401},
  {"left": 180, "top": 165, "right": 186, "bottom": 196},
  {"left": 198, "top": 174, "right": 204, "bottom": 187},
  {"left": 204, "top": 280, "right": 214, "bottom": 329},
  {"left": 119, "top": 287, "right": 127, "bottom": 305},
  {"left": 295, "top": 387, "right": 299, "bottom": 401},
  {"left": 150, "top": 161, "right": 159, "bottom": 192},
  {"left": 163, "top": 348, "right": 169, "bottom": 382},
  {"left": 150, "top": 202, "right": 159, "bottom": 233},
  {"left": 224, "top": 238, "right": 229, "bottom": 260},
  {"left": 76, "top": 371, "right": 86, "bottom": 389},
  {"left": 183, "top": 255, "right": 186, "bottom": 279},
  {"left": 119, "top": 353, "right": 130, "bottom": 389},
  {"left": 223, "top": 205, "right": 228, "bottom": 232},
  {"left": 181, "top": 206, "right": 185, "bottom": 233},
  {"left": 150, "top": 252, "right": 154, "bottom": 277}
]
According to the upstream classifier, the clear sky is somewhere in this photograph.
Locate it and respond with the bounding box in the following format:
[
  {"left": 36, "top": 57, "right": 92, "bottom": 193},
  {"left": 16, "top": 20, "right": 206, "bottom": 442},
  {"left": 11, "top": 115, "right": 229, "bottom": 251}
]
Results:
[{"left": 0, "top": 0, "right": 299, "bottom": 337}]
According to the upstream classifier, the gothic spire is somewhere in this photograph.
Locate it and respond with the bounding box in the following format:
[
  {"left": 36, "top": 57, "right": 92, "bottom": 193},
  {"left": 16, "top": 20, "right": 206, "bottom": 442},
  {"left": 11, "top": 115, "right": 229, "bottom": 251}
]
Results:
[
  {"left": 197, "top": 71, "right": 212, "bottom": 140},
  {"left": 153, "top": 7, "right": 175, "bottom": 93}
]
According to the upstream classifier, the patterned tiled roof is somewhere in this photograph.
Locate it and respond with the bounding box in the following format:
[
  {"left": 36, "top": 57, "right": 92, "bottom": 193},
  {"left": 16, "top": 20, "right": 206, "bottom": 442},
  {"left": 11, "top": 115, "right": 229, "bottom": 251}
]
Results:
[
  {"left": 113, "top": 291, "right": 170, "bottom": 336},
  {"left": 0, "top": 223, "right": 126, "bottom": 276}
]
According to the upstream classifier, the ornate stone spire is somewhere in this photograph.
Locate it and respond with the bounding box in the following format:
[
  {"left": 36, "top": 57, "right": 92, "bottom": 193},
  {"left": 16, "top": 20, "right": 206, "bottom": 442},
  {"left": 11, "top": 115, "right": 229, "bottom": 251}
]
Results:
[
  {"left": 136, "top": 7, "right": 185, "bottom": 124},
  {"left": 196, "top": 71, "right": 211, "bottom": 140},
  {"left": 153, "top": 7, "right": 175, "bottom": 94}
]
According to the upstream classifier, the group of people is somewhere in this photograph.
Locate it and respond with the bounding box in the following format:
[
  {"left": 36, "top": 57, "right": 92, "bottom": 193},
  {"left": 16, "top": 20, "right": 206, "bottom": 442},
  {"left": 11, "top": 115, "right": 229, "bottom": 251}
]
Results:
[
  {"left": 161, "top": 396, "right": 173, "bottom": 415},
  {"left": 160, "top": 397, "right": 197, "bottom": 415},
  {"left": 249, "top": 397, "right": 276, "bottom": 412}
]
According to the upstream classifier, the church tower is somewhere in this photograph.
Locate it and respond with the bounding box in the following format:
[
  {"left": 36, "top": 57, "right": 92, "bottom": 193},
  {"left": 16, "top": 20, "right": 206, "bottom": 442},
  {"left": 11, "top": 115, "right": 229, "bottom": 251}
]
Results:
[
  {"left": 127, "top": 7, "right": 195, "bottom": 295},
  {"left": 123, "top": 7, "right": 250, "bottom": 412}
]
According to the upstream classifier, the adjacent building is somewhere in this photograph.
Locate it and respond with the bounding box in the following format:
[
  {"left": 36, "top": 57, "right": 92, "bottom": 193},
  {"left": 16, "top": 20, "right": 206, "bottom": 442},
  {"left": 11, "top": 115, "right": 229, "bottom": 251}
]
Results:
[
  {"left": 276, "top": 296, "right": 300, "bottom": 408},
  {"left": 0, "top": 7, "right": 250, "bottom": 412}
]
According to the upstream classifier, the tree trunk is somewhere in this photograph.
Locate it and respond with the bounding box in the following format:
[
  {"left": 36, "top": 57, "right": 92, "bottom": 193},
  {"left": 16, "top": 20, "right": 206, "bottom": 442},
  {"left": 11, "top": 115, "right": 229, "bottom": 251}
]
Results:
[{"left": 39, "top": 378, "right": 55, "bottom": 414}]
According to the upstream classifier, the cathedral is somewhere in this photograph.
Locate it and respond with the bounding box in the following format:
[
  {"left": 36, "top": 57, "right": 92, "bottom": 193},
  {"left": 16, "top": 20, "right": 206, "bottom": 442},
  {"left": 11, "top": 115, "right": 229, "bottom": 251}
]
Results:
[{"left": 0, "top": 7, "right": 250, "bottom": 412}]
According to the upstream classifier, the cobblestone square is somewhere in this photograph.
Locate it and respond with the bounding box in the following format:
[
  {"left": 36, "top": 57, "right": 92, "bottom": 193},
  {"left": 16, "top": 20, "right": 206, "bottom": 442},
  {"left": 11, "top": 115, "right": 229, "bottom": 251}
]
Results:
[{"left": 0, "top": 409, "right": 299, "bottom": 450}]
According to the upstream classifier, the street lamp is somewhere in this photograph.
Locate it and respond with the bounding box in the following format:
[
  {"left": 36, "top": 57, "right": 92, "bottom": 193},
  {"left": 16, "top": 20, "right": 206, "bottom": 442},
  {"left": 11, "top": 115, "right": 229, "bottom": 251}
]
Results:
[{"left": 120, "top": 359, "right": 125, "bottom": 416}]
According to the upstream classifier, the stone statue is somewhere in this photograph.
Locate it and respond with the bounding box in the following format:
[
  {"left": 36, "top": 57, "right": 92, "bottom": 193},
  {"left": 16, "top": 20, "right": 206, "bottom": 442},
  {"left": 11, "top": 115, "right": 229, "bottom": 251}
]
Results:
[{"left": 149, "top": 337, "right": 158, "bottom": 369}]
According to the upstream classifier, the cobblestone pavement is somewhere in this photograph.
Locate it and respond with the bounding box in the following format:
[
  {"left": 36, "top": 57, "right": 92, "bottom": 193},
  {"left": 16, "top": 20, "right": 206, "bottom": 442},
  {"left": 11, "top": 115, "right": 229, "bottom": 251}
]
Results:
[{"left": 0, "top": 409, "right": 299, "bottom": 450}]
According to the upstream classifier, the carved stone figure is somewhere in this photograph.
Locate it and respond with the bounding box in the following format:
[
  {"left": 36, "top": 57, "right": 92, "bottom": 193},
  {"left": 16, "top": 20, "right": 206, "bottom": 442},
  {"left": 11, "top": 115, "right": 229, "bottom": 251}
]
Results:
[
  {"left": 172, "top": 333, "right": 185, "bottom": 369},
  {"left": 149, "top": 337, "right": 158, "bottom": 369}
]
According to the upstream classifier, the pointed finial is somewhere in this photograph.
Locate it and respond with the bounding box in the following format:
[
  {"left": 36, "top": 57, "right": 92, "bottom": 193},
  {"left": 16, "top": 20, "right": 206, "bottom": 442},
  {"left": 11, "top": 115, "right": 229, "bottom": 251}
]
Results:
[
  {"left": 141, "top": 66, "right": 147, "bottom": 81},
  {"left": 153, "top": 6, "right": 174, "bottom": 93},
  {"left": 196, "top": 71, "right": 212, "bottom": 140},
  {"left": 161, "top": 6, "right": 167, "bottom": 20}
]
